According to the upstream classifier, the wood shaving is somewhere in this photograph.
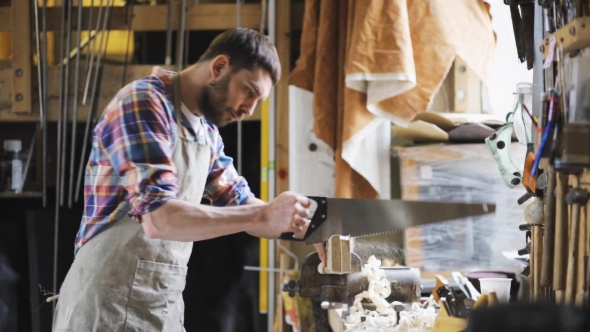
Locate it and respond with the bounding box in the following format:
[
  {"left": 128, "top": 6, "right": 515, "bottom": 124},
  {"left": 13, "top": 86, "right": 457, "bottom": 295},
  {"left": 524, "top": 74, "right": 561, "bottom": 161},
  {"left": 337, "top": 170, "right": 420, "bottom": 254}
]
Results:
[{"left": 343, "top": 256, "right": 437, "bottom": 332}]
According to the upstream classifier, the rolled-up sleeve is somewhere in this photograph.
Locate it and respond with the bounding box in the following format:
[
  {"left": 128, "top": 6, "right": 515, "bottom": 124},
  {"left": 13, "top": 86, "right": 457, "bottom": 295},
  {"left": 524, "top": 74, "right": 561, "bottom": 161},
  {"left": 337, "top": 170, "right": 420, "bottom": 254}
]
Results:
[
  {"left": 203, "top": 131, "right": 254, "bottom": 206},
  {"left": 97, "top": 86, "right": 178, "bottom": 220}
]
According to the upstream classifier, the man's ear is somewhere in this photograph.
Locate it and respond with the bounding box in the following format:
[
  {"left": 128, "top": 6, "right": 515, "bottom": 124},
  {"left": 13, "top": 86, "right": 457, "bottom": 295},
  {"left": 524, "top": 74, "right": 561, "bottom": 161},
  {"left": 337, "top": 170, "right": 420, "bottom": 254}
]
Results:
[{"left": 210, "top": 55, "right": 230, "bottom": 79}]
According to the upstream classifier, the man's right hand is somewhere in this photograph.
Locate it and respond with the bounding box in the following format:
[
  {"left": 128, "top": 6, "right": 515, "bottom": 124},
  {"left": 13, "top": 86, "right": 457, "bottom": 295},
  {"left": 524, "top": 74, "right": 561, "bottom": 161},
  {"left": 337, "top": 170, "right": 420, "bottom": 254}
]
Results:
[{"left": 251, "top": 191, "right": 312, "bottom": 239}]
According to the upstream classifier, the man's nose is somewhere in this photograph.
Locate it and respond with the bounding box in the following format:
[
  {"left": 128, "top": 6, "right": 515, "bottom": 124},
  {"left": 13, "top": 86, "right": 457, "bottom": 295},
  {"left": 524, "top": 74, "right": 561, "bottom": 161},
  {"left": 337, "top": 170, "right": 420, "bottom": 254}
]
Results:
[{"left": 243, "top": 103, "right": 256, "bottom": 116}]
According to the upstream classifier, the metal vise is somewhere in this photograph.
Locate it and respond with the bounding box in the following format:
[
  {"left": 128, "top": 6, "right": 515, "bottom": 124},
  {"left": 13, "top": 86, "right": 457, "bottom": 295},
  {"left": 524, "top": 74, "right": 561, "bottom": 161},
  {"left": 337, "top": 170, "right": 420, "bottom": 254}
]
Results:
[{"left": 283, "top": 252, "right": 421, "bottom": 305}]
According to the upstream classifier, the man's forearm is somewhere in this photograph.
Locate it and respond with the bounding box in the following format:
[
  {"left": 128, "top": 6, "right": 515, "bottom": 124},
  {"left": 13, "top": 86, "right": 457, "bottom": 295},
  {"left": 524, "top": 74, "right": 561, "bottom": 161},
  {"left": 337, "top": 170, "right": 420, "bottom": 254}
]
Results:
[{"left": 141, "top": 198, "right": 267, "bottom": 242}]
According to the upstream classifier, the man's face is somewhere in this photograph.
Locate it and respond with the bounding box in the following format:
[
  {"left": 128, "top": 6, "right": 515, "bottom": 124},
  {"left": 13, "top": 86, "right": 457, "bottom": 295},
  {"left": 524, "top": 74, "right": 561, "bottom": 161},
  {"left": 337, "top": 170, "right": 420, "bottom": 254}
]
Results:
[{"left": 198, "top": 67, "right": 273, "bottom": 127}]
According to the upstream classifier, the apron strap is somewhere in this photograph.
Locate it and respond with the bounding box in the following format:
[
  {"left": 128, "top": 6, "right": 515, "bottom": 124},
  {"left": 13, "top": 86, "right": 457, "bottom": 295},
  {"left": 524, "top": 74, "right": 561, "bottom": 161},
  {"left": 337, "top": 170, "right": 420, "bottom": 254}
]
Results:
[{"left": 171, "top": 73, "right": 183, "bottom": 133}]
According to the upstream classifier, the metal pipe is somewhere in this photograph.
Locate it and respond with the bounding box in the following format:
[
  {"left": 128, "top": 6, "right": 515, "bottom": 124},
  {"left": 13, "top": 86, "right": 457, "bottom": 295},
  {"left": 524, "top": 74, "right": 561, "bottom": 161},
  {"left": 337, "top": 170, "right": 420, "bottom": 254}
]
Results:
[
  {"left": 60, "top": 0, "right": 74, "bottom": 207},
  {"left": 82, "top": 2, "right": 105, "bottom": 105},
  {"left": 237, "top": 0, "right": 243, "bottom": 175},
  {"left": 68, "top": 0, "right": 84, "bottom": 208},
  {"left": 267, "top": 0, "right": 276, "bottom": 329},
  {"left": 75, "top": 0, "right": 112, "bottom": 202},
  {"left": 86, "top": 0, "right": 94, "bottom": 73},
  {"left": 52, "top": 6, "right": 69, "bottom": 288},
  {"left": 176, "top": 0, "right": 187, "bottom": 73},
  {"left": 165, "top": 0, "right": 173, "bottom": 66},
  {"left": 33, "top": 0, "right": 44, "bottom": 132},
  {"left": 41, "top": 0, "right": 48, "bottom": 208}
]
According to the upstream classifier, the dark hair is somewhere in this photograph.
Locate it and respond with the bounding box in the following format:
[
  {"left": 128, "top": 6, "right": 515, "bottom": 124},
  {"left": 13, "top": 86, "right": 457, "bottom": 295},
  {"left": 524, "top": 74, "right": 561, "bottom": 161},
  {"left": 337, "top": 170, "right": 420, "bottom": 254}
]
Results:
[{"left": 197, "top": 28, "right": 281, "bottom": 85}]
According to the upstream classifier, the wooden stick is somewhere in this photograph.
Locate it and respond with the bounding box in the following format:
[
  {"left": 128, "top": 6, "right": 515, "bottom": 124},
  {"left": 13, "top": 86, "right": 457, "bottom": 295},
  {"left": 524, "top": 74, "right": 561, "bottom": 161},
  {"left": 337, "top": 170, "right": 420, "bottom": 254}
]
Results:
[
  {"left": 565, "top": 195, "right": 580, "bottom": 304},
  {"left": 553, "top": 172, "right": 569, "bottom": 301},
  {"left": 533, "top": 225, "right": 544, "bottom": 301},
  {"left": 541, "top": 169, "right": 557, "bottom": 287},
  {"left": 576, "top": 206, "right": 586, "bottom": 306}
]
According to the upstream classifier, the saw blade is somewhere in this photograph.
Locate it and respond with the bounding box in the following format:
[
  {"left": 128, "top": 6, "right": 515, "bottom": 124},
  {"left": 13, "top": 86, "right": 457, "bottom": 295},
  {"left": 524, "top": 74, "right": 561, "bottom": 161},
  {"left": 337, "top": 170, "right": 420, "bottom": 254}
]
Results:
[{"left": 303, "top": 198, "right": 496, "bottom": 245}]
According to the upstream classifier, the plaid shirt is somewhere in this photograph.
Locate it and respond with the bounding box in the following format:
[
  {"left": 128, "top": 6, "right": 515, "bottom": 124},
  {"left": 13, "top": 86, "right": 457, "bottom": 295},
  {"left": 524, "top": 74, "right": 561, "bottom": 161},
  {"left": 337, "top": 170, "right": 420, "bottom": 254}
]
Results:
[{"left": 74, "top": 66, "right": 254, "bottom": 253}]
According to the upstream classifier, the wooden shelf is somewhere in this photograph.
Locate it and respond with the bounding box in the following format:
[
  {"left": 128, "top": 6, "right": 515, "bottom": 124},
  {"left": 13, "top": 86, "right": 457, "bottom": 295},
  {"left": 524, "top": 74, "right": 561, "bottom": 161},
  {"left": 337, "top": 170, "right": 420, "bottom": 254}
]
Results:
[
  {"left": 0, "top": 3, "right": 304, "bottom": 32},
  {"left": 0, "top": 63, "right": 261, "bottom": 122}
]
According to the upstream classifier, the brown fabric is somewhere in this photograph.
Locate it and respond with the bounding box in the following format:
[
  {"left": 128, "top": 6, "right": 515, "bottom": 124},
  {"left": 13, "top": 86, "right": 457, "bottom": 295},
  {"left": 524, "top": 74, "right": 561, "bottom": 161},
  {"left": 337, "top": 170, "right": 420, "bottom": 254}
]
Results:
[{"left": 289, "top": 0, "right": 496, "bottom": 199}]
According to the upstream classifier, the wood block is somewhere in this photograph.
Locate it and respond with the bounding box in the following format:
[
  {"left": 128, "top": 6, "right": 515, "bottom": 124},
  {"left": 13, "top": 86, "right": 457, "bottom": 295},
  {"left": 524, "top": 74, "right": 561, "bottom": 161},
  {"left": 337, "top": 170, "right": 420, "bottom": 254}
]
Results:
[{"left": 323, "top": 235, "right": 351, "bottom": 274}]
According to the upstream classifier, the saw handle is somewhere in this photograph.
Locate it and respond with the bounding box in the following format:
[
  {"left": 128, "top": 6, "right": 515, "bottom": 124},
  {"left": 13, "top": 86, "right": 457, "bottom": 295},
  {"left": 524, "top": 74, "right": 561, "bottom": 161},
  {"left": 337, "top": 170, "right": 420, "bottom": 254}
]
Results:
[{"left": 278, "top": 196, "right": 327, "bottom": 241}]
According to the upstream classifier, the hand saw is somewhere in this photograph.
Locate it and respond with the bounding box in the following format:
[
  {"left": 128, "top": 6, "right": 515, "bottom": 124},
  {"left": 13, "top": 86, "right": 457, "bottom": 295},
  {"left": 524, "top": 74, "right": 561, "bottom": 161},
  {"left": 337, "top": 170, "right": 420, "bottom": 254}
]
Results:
[{"left": 278, "top": 196, "right": 495, "bottom": 244}]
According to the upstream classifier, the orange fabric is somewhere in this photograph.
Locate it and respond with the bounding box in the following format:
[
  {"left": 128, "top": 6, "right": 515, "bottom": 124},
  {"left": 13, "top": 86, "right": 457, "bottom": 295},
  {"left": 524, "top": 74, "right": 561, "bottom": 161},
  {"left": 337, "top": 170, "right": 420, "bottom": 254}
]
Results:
[{"left": 289, "top": 0, "right": 496, "bottom": 199}]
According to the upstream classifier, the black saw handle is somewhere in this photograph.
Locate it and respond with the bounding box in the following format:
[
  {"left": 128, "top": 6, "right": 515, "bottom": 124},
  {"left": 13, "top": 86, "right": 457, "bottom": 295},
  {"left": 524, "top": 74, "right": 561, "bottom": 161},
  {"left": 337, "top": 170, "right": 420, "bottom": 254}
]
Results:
[{"left": 278, "top": 196, "right": 327, "bottom": 242}]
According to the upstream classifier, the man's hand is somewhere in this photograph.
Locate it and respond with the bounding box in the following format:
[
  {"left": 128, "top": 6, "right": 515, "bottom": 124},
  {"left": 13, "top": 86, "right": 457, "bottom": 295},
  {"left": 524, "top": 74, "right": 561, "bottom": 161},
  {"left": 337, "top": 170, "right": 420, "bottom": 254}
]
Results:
[
  {"left": 248, "top": 191, "right": 312, "bottom": 239},
  {"left": 314, "top": 242, "right": 327, "bottom": 267}
]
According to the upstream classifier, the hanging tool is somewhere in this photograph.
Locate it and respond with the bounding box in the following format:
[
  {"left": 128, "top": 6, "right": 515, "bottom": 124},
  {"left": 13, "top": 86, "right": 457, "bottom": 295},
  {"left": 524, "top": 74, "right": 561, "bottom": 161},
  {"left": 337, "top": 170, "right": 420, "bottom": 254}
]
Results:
[
  {"left": 553, "top": 172, "right": 569, "bottom": 303},
  {"left": 68, "top": 0, "right": 84, "bottom": 208},
  {"left": 505, "top": 0, "right": 536, "bottom": 69},
  {"left": 565, "top": 185, "right": 589, "bottom": 305},
  {"left": 75, "top": 0, "right": 112, "bottom": 202},
  {"left": 176, "top": 0, "right": 187, "bottom": 73},
  {"left": 541, "top": 168, "right": 557, "bottom": 288},
  {"left": 524, "top": 198, "right": 545, "bottom": 301}
]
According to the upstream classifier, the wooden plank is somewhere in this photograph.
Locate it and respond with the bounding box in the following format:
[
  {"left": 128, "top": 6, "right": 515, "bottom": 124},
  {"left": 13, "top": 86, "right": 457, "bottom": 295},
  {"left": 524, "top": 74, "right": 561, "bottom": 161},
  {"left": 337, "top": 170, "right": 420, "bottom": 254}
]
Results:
[
  {"left": 11, "top": 0, "right": 32, "bottom": 114},
  {"left": 541, "top": 17, "right": 590, "bottom": 60},
  {"left": 0, "top": 64, "right": 261, "bottom": 122},
  {"left": 275, "top": 0, "right": 290, "bottom": 195},
  {"left": 0, "top": 7, "right": 9, "bottom": 32},
  {"left": 452, "top": 57, "right": 482, "bottom": 114},
  {"left": 0, "top": 3, "right": 304, "bottom": 32}
]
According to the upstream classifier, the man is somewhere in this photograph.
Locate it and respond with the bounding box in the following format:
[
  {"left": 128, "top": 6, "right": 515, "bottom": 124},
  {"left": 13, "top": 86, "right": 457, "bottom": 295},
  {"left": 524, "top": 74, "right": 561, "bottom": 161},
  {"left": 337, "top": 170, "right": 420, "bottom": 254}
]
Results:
[{"left": 52, "top": 28, "right": 326, "bottom": 331}]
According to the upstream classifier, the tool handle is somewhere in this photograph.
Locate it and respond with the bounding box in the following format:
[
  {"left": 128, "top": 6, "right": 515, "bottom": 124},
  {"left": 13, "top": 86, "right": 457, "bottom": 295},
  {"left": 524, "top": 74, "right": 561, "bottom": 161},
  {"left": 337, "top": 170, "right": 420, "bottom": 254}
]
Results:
[
  {"left": 541, "top": 169, "right": 556, "bottom": 286},
  {"left": 553, "top": 172, "right": 569, "bottom": 293},
  {"left": 278, "top": 196, "right": 327, "bottom": 242}
]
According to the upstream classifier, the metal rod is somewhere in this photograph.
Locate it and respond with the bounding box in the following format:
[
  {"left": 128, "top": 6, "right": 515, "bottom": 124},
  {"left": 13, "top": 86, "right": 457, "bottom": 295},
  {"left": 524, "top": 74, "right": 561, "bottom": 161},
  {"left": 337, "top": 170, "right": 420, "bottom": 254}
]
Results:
[
  {"left": 75, "top": 0, "right": 112, "bottom": 202},
  {"left": 237, "top": 0, "right": 243, "bottom": 175},
  {"left": 60, "top": 0, "right": 74, "bottom": 207},
  {"left": 55, "top": 0, "right": 69, "bottom": 210},
  {"left": 33, "top": 0, "right": 44, "bottom": 131},
  {"left": 165, "top": 0, "right": 173, "bottom": 66},
  {"left": 243, "top": 266, "right": 292, "bottom": 273},
  {"left": 86, "top": 0, "right": 94, "bottom": 73},
  {"left": 176, "top": 0, "right": 187, "bottom": 73},
  {"left": 122, "top": 0, "right": 135, "bottom": 88},
  {"left": 19, "top": 132, "right": 36, "bottom": 193},
  {"left": 62, "top": 31, "right": 98, "bottom": 65},
  {"left": 82, "top": 2, "right": 105, "bottom": 105},
  {"left": 267, "top": 0, "right": 276, "bottom": 329},
  {"left": 41, "top": 0, "right": 48, "bottom": 208},
  {"left": 68, "top": 0, "right": 84, "bottom": 208}
]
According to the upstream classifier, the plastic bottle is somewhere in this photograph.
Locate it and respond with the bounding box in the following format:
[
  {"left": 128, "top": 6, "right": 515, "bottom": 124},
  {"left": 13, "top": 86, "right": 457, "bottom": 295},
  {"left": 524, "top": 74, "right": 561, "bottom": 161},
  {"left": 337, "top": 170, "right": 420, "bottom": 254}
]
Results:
[{"left": 4, "top": 140, "right": 22, "bottom": 192}]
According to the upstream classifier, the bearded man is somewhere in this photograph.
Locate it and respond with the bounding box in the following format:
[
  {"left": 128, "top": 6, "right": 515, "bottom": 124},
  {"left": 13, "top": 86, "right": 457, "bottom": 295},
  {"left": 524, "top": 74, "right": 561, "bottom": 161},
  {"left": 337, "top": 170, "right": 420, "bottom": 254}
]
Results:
[{"left": 52, "top": 28, "right": 324, "bottom": 332}]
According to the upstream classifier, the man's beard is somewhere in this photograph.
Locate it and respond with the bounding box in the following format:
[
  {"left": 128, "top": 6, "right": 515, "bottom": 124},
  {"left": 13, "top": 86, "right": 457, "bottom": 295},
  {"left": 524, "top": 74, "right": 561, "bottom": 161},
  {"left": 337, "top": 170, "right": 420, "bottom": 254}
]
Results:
[{"left": 198, "top": 73, "right": 237, "bottom": 127}]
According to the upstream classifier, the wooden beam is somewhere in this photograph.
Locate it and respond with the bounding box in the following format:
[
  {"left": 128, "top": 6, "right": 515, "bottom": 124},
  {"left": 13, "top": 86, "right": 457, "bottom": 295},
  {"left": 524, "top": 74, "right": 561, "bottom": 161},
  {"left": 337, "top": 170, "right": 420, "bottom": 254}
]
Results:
[
  {"left": 275, "top": 0, "right": 290, "bottom": 195},
  {"left": 0, "top": 3, "right": 304, "bottom": 32},
  {"left": 11, "top": 0, "right": 32, "bottom": 114},
  {"left": 0, "top": 64, "right": 261, "bottom": 122}
]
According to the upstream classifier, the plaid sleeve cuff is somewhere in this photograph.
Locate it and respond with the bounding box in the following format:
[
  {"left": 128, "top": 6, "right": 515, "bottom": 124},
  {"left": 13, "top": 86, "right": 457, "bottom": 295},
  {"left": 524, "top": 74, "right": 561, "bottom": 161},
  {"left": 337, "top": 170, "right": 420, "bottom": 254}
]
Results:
[{"left": 128, "top": 184, "right": 177, "bottom": 221}]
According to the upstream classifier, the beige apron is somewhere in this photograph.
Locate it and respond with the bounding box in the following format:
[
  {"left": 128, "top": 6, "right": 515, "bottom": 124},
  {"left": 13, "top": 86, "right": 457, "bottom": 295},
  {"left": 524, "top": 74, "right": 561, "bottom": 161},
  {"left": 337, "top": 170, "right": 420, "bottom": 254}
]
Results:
[{"left": 52, "top": 74, "right": 210, "bottom": 332}]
